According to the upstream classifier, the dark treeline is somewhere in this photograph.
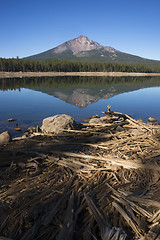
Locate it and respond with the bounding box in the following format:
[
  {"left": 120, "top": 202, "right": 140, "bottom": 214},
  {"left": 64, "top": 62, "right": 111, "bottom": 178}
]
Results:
[{"left": 0, "top": 58, "right": 160, "bottom": 73}]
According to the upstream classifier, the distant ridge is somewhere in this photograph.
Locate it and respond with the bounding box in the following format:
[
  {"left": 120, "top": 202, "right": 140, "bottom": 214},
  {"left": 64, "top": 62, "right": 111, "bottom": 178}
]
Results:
[{"left": 24, "top": 35, "right": 160, "bottom": 65}]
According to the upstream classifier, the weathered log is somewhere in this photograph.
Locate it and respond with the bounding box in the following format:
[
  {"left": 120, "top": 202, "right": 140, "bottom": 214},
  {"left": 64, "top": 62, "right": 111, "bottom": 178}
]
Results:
[
  {"left": 112, "top": 201, "right": 142, "bottom": 237},
  {"left": 50, "top": 150, "right": 160, "bottom": 171},
  {"left": 85, "top": 193, "right": 127, "bottom": 240}
]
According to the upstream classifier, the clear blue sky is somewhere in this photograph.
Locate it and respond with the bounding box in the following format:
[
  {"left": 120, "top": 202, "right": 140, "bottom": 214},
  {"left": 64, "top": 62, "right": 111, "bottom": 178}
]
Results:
[{"left": 1, "top": 0, "right": 160, "bottom": 60}]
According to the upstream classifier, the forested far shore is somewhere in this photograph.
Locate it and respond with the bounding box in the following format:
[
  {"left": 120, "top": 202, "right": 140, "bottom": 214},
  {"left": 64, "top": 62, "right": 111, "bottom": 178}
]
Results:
[{"left": 1, "top": 58, "right": 160, "bottom": 73}]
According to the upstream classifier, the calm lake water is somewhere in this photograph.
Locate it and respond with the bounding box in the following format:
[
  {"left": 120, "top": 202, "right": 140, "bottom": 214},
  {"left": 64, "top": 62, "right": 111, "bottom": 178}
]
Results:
[{"left": 0, "top": 76, "right": 160, "bottom": 137}]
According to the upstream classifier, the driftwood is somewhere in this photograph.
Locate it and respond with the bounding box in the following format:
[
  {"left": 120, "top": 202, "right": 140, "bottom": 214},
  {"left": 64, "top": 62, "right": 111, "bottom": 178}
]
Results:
[
  {"left": 85, "top": 193, "right": 127, "bottom": 240},
  {"left": 0, "top": 111, "right": 160, "bottom": 239},
  {"left": 50, "top": 150, "right": 160, "bottom": 171},
  {"left": 112, "top": 201, "right": 142, "bottom": 237}
]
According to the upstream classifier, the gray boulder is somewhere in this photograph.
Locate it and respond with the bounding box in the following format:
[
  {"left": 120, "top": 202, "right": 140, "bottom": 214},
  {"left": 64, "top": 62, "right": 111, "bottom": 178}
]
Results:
[
  {"left": 0, "top": 131, "right": 12, "bottom": 145},
  {"left": 41, "top": 114, "right": 77, "bottom": 133}
]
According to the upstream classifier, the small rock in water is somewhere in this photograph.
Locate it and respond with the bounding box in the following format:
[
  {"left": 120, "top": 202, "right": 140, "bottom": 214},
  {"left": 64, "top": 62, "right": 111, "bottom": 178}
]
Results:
[
  {"left": 148, "top": 117, "right": 157, "bottom": 123},
  {"left": 0, "top": 131, "right": 12, "bottom": 145},
  {"left": 14, "top": 128, "right": 23, "bottom": 133},
  {"left": 7, "top": 118, "right": 17, "bottom": 122}
]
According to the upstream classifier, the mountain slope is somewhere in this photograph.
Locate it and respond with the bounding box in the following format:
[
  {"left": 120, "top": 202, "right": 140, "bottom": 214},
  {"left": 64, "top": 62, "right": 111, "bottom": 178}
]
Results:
[{"left": 24, "top": 35, "right": 160, "bottom": 65}]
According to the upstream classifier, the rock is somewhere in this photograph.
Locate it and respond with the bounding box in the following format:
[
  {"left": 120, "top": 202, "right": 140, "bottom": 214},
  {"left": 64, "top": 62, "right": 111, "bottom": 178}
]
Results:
[
  {"left": 26, "top": 126, "right": 36, "bottom": 134},
  {"left": 137, "top": 119, "right": 144, "bottom": 123},
  {"left": 25, "top": 125, "right": 41, "bottom": 137},
  {"left": 41, "top": 114, "right": 77, "bottom": 133},
  {"left": 7, "top": 118, "right": 17, "bottom": 122},
  {"left": 148, "top": 117, "right": 157, "bottom": 123},
  {"left": 89, "top": 118, "right": 102, "bottom": 124},
  {"left": 116, "top": 126, "right": 124, "bottom": 132},
  {"left": 83, "top": 115, "right": 99, "bottom": 123},
  {"left": 0, "top": 131, "right": 12, "bottom": 145},
  {"left": 14, "top": 128, "right": 23, "bottom": 133}
]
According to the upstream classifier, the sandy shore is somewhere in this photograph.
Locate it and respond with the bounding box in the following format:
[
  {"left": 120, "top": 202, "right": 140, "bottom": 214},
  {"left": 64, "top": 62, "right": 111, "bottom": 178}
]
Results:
[{"left": 0, "top": 71, "right": 160, "bottom": 78}]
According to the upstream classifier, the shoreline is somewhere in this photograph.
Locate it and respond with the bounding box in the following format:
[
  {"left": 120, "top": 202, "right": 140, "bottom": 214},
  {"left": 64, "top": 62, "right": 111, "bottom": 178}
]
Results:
[
  {"left": 1, "top": 71, "right": 160, "bottom": 78},
  {"left": 0, "top": 112, "right": 160, "bottom": 239}
]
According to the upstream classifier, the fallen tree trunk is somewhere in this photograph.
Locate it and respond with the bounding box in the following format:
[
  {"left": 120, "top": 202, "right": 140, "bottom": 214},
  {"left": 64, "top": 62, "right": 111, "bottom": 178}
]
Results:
[{"left": 50, "top": 150, "right": 160, "bottom": 171}]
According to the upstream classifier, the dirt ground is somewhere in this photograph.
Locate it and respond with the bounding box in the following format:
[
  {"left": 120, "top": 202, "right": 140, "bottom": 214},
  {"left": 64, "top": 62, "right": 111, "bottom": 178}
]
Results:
[{"left": 0, "top": 71, "right": 160, "bottom": 78}]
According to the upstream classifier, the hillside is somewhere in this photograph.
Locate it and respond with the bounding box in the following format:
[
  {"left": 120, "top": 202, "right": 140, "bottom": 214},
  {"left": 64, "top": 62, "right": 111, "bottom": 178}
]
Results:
[{"left": 24, "top": 35, "right": 160, "bottom": 65}]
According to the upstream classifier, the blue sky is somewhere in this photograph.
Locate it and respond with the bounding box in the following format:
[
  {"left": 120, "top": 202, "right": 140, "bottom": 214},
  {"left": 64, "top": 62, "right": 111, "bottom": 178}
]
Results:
[{"left": 1, "top": 0, "right": 160, "bottom": 60}]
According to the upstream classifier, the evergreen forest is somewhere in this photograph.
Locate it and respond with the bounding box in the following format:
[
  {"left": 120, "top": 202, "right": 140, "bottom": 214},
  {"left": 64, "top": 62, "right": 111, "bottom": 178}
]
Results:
[{"left": 0, "top": 58, "right": 160, "bottom": 73}]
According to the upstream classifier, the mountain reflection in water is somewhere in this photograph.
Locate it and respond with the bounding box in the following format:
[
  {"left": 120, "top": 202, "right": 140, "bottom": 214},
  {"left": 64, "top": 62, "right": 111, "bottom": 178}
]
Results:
[{"left": 0, "top": 76, "right": 160, "bottom": 136}]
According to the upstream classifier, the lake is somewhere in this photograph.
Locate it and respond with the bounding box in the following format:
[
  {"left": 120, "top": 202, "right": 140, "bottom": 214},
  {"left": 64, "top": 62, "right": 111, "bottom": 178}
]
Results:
[{"left": 0, "top": 76, "right": 160, "bottom": 137}]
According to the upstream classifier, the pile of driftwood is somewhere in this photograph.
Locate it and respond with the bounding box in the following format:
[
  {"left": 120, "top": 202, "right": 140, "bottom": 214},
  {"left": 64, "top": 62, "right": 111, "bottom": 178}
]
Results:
[{"left": 0, "top": 110, "right": 160, "bottom": 240}]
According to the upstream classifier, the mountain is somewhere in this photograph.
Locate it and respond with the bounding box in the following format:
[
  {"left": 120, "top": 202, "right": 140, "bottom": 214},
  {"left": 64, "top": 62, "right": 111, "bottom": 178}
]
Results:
[{"left": 24, "top": 35, "right": 160, "bottom": 65}]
